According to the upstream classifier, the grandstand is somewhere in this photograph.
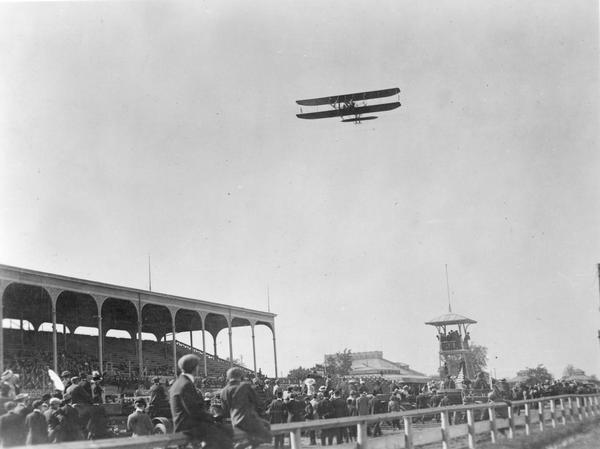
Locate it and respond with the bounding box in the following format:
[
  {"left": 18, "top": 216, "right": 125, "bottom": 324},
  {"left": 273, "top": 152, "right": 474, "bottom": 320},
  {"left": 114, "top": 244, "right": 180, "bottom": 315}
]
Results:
[{"left": 0, "top": 264, "right": 277, "bottom": 389}]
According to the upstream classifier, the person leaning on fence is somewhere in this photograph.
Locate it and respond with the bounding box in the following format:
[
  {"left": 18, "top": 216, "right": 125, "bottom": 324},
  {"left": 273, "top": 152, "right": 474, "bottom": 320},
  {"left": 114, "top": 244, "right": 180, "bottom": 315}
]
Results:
[
  {"left": 170, "top": 354, "right": 232, "bottom": 448},
  {"left": 220, "top": 367, "right": 272, "bottom": 448}
]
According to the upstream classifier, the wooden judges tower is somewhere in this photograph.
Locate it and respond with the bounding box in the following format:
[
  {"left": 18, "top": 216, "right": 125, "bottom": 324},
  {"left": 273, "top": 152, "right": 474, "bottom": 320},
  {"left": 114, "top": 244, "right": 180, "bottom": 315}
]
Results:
[{"left": 425, "top": 312, "right": 477, "bottom": 380}]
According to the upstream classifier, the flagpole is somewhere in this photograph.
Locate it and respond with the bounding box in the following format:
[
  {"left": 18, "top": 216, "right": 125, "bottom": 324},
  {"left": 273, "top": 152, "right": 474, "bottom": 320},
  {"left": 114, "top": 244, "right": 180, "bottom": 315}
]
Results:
[{"left": 445, "top": 264, "right": 452, "bottom": 313}]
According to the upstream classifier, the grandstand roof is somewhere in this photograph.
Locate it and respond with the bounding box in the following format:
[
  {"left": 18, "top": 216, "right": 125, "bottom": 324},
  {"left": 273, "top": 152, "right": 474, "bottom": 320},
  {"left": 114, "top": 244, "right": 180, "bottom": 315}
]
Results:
[
  {"left": 0, "top": 264, "right": 275, "bottom": 337},
  {"left": 425, "top": 312, "right": 477, "bottom": 326}
]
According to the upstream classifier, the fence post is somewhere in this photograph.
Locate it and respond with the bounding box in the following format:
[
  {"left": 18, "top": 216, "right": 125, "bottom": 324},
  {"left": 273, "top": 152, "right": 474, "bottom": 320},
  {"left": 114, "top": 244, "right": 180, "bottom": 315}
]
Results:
[
  {"left": 290, "top": 429, "right": 302, "bottom": 449},
  {"left": 524, "top": 402, "right": 531, "bottom": 436},
  {"left": 357, "top": 420, "right": 368, "bottom": 449},
  {"left": 403, "top": 416, "right": 413, "bottom": 449},
  {"left": 466, "top": 408, "right": 476, "bottom": 449},
  {"left": 538, "top": 400, "right": 545, "bottom": 432},
  {"left": 568, "top": 397, "right": 574, "bottom": 422},
  {"left": 549, "top": 399, "right": 556, "bottom": 428},
  {"left": 576, "top": 397, "right": 583, "bottom": 421},
  {"left": 507, "top": 404, "right": 515, "bottom": 439},
  {"left": 559, "top": 398, "right": 566, "bottom": 425},
  {"left": 440, "top": 410, "right": 450, "bottom": 449},
  {"left": 488, "top": 406, "right": 497, "bottom": 444}
]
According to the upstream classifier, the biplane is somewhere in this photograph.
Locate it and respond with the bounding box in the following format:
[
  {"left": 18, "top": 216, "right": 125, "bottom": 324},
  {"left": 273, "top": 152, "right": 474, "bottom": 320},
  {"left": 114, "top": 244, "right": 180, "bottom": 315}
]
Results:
[{"left": 296, "top": 87, "right": 401, "bottom": 123}]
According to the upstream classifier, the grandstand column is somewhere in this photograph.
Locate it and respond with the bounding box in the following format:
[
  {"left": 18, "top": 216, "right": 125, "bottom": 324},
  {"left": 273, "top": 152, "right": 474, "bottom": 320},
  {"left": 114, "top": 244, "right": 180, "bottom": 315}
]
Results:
[
  {"left": 92, "top": 295, "right": 107, "bottom": 374},
  {"left": 170, "top": 308, "right": 177, "bottom": 377},
  {"left": 200, "top": 313, "right": 207, "bottom": 377},
  {"left": 137, "top": 304, "right": 143, "bottom": 376},
  {"left": 0, "top": 280, "right": 8, "bottom": 374},
  {"left": 228, "top": 319, "right": 233, "bottom": 367},
  {"left": 272, "top": 323, "right": 278, "bottom": 378},
  {"left": 250, "top": 320, "right": 257, "bottom": 374},
  {"left": 46, "top": 287, "right": 62, "bottom": 373}
]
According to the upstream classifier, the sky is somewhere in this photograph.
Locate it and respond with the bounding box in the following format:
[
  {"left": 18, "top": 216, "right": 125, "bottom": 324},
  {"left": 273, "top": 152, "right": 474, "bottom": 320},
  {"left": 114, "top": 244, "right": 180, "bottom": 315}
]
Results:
[{"left": 0, "top": 0, "right": 599, "bottom": 380}]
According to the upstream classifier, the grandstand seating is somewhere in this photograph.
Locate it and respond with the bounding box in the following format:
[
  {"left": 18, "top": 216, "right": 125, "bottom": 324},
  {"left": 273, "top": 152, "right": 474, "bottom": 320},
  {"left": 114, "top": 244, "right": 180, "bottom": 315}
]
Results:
[{"left": 3, "top": 328, "right": 245, "bottom": 389}]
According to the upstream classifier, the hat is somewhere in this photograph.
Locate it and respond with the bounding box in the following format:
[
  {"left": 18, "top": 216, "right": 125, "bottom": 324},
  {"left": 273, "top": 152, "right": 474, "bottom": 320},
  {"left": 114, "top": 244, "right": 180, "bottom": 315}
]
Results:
[
  {"left": 204, "top": 392, "right": 213, "bottom": 400},
  {"left": 134, "top": 398, "right": 147, "bottom": 407},
  {"left": 71, "top": 376, "right": 79, "bottom": 383},
  {"left": 61, "top": 371, "right": 71, "bottom": 378},
  {"left": 92, "top": 371, "right": 102, "bottom": 380},
  {"left": 49, "top": 398, "right": 61, "bottom": 405},
  {"left": 152, "top": 376, "right": 160, "bottom": 383},
  {"left": 177, "top": 354, "right": 200, "bottom": 373}
]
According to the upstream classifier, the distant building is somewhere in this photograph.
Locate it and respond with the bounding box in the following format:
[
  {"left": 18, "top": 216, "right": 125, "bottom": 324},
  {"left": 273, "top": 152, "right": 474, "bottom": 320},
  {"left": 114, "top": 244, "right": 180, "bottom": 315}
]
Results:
[{"left": 324, "top": 350, "right": 430, "bottom": 383}]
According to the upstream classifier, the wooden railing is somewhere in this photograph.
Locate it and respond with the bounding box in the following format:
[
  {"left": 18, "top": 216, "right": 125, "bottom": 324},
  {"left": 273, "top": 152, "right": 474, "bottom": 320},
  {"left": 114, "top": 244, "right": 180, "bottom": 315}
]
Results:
[{"left": 12, "top": 394, "right": 600, "bottom": 449}]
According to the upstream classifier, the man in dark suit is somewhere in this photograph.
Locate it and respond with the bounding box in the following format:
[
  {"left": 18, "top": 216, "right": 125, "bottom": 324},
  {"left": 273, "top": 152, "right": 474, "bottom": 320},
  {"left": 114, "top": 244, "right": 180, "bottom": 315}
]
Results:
[
  {"left": 0, "top": 401, "right": 26, "bottom": 447},
  {"left": 25, "top": 400, "right": 48, "bottom": 445},
  {"left": 267, "top": 391, "right": 286, "bottom": 448},
  {"left": 221, "top": 368, "right": 272, "bottom": 447},
  {"left": 170, "top": 354, "right": 231, "bottom": 448},
  {"left": 149, "top": 376, "right": 170, "bottom": 418}
]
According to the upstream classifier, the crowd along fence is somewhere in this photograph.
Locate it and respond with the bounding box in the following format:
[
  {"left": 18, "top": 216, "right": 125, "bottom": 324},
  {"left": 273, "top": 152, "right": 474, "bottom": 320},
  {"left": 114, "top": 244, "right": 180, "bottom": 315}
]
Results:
[{"left": 11, "top": 393, "right": 600, "bottom": 449}]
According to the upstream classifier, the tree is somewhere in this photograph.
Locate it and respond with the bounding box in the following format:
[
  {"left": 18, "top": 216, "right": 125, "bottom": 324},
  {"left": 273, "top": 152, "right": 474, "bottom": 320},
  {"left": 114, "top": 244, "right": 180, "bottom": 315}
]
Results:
[
  {"left": 466, "top": 343, "right": 488, "bottom": 376},
  {"left": 562, "top": 364, "right": 585, "bottom": 378},
  {"left": 325, "top": 348, "right": 353, "bottom": 377},
  {"left": 287, "top": 366, "right": 312, "bottom": 382},
  {"left": 517, "top": 364, "right": 554, "bottom": 385}
]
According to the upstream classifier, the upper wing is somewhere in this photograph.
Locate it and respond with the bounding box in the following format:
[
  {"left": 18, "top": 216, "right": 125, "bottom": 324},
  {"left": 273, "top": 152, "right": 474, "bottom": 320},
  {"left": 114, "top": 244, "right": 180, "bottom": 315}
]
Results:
[
  {"left": 296, "top": 87, "right": 400, "bottom": 106},
  {"left": 296, "top": 101, "right": 401, "bottom": 120}
]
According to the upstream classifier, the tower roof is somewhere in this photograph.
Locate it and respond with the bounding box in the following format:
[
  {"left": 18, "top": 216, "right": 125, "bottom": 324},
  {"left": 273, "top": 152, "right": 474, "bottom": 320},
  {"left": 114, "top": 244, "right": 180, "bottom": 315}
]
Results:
[{"left": 425, "top": 312, "right": 477, "bottom": 326}]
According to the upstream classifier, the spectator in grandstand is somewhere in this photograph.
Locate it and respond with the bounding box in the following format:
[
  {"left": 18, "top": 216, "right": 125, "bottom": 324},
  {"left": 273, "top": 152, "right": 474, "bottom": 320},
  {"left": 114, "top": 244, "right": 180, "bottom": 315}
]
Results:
[
  {"left": 25, "top": 399, "right": 48, "bottom": 445},
  {"left": 1, "top": 401, "right": 26, "bottom": 447},
  {"left": 221, "top": 367, "right": 272, "bottom": 447},
  {"left": 267, "top": 390, "right": 286, "bottom": 448},
  {"left": 170, "top": 354, "right": 230, "bottom": 448},
  {"left": 127, "top": 398, "right": 153, "bottom": 437},
  {"left": 148, "top": 376, "right": 170, "bottom": 418}
]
